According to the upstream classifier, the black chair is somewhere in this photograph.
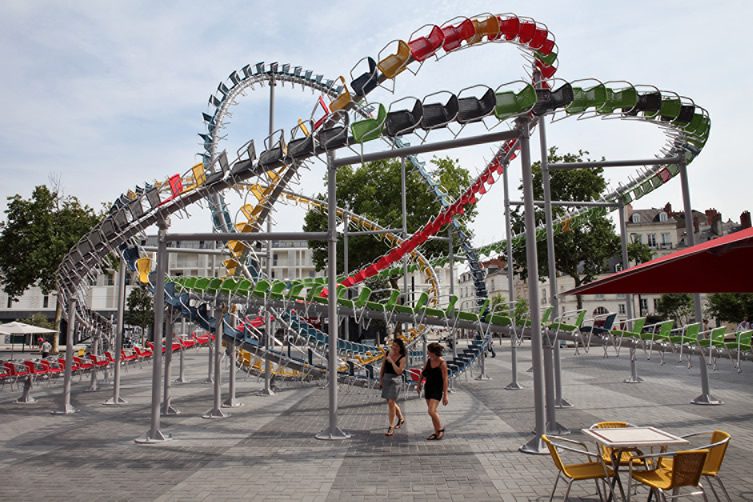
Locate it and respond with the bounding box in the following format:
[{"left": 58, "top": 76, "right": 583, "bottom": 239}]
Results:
[
  {"left": 350, "top": 57, "right": 379, "bottom": 97},
  {"left": 420, "top": 93, "right": 459, "bottom": 130},
  {"left": 457, "top": 87, "right": 496, "bottom": 124},
  {"left": 287, "top": 121, "right": 315, "bottom": 160},
  {"left": 258, "top": 131, "right": 286, "bottom": 168},
  {"left": 384, "top": 99, "right": 423, "bottom": 137},
  {"left": 626, "top": 91, "right": 661, "bottom": 116},
  {"left": 532, "top": 83, "right": 574, "bottom": 116}
]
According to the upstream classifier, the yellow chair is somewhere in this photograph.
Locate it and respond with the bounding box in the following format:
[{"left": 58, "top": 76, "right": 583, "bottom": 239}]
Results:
[
  {"left": 590, "top": 421, "right": 644, "bottom": 467},
  {"left": 662, "top": 431, "right": 731, "bottom": 501},
  {"left": 542, "top": 434, "right": 614, "bottom": 501},
  {"left": 226, "top": 240, "right": 246, "bottom": 257},
  {"left": 629, "top": 449, "right": 709, "bottom": 501},
  {"left": 135, "top": 257, "right": 152, "bottom": 284},
  {"left": 329, "top": 76, "right": 352, "bottom": 112},
  {"left": 377, "top": 40, "right": 411, "bottom": 79}
]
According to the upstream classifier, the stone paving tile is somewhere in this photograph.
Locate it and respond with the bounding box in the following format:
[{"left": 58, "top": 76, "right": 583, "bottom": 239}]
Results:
[{"left": 1, "top": 343, "right": 753, "bottom": 501}]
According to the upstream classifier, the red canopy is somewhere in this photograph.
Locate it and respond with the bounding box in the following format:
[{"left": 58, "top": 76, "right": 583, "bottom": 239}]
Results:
[{"left": 565, "top": 226, "right": 753, "bottom": 295}]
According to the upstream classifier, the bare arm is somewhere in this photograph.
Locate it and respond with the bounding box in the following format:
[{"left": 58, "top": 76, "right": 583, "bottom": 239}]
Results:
[
  {"left": 394, "top": 356, "right": 407, "bottom": 376},
  {"left": 441, "top": 361, "right": 449, "bottom": 400}
]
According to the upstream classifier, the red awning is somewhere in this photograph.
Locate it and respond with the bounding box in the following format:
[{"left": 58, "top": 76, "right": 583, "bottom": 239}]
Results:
[{"left": 564, "top": 226, "right": 753, "bottom": 295}]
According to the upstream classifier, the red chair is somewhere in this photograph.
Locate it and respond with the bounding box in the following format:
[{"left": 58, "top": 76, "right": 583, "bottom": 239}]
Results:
[
  {"left": 517, "top": 19, "right": 536, "bottom": 44},
  {"left": 408, "top": 25, "right": 444, "bottom": 62},
  {"left": 171, "top": 341, "right": 182, "bottom": 352},
  {"left": 88, "top": 354, "right": 110, "bottom": 368},
  {"left": 23, "top": 360, "right": 50, "bottom": 381},
  {"left": 73, "top": 356, "right": 94, "bottom": 371},
  {"left": 133, "top": 346, "right": 153, "bottom": 359},
  {"left": 2, "top": 361, "right": 27, "bottom": 389},
  {"left": 441, "top": 18, "right": 475, "bottom": 53},
  {"left": 39, "top": 359, "right": 63, "bottom": 377},
  {"left": 57, "top": 357, "right": 81, "bottom": 374},
  {"left": 529, "top": 24, "right": 549, "bottom": 50},
  {"left": 497, "top": 15, "right": 520, "bottom": 41}
]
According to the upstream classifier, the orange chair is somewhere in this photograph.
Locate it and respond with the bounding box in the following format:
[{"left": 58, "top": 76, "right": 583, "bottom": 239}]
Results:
[
  {"left": 590, "top": 421, "right": 644, "bottom": 467},
  {"left": 542, "top": 434, "right": 614, "bottom": 501},
  {"left": 377, "top": 40, "right": 411, "bottom": 79}
]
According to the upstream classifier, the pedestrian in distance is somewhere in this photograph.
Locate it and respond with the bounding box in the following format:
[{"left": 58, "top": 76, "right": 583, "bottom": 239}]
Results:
[
  {"left": 39, "top": 337, "right": 52, "bottom": 359},
  {"left": 416, "top": 342, "right": 448, "bottom": 440},
  {"left": 380, "top": 337, "right": 406, "bottom": 436}
]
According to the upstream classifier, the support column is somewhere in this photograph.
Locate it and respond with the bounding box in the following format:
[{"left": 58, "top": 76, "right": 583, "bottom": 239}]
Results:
[
  {"left": 205, "top": 334, "right": 214, "bottom": 384},
  {"left": 136, "top": 218, "right": 171, "bottom": 443},
  {"left": 503, "top": 163, "right": 522, "bottom": 390},
  {"left": 538, "top": 116, "right": 571, "bottom": 411},
  {"left": 343, "top": 202, "right": 350, "bottom": 342},
  {"left": 86, "top": 334, "right": 98, "bottom": 392},
  {"left": 104, "top": 264, "right": 127, "bottom": 404},
  {"left": 619, "top": 204, "right": 642, "bottom": 383},
  {"left": 53, "top": 297, "right": 77, "bottom": 414},
  {"left": 449, "top": 227, "right": 458, "bottom": 362},
  {"left": 263, "top": 72, "right": 275, "bottom": 396},
  {"left": 517, "top": 120, "right": 548, "bottom": 455},
  {"left": 223, "top": 310, "right": 242, "bottom": 408},
  {"left": 161, "top": 309, "right": 180, "bottom": 415},
  {"left": 680, "top": 161, "right": 721, "bottom": 405},
  {"left": 401, "top": 157, "right": 409, "bottom": 337},
  {"left": 316, "top": 151, "right": 350, "bottom": 440},
  {"left": 175, "top": 319, "right": 189, "bottom": 384},
  {"left": 204, "top": 304, "right": 229, "bottom": 418}
]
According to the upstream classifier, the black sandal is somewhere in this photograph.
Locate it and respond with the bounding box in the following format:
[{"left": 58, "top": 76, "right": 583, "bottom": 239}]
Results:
[
  {"left": 436, "top": 428, "right": 445, "bottom": 440},
  {"left": 426, "top": 432, "right": 438, "bottom": 440},
  {"left": 385, "top": 426, "right": 395, "bottom": 437},
  {"left": 395, "top": 417, "right": 405, "bottom": 429}
]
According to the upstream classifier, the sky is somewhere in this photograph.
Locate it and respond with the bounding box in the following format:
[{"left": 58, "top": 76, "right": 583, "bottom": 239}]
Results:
[{"left": 0, "top": 0, "right": 749, "bottom": 255}]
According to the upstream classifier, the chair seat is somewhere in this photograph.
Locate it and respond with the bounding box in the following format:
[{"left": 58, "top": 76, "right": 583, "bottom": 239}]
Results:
[
  {"left": 632, "top": 467, "right": 673, "bottom": 490},
  {"left": 565, "top": 462, "right": 614, "bottom": 481}
]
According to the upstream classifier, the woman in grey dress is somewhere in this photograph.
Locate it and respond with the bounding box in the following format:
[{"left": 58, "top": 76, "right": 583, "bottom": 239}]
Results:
[{"left": 380, "top": 338, "right": 407, "bottom": 436}]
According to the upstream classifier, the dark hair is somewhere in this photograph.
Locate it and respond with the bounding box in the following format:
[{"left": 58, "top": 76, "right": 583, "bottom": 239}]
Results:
[
  {"left": 427, "top": 342, "right": 444, "bottom": 357},
  {"left": 391, "top": 337, "right": 406, "bottom": 356}
]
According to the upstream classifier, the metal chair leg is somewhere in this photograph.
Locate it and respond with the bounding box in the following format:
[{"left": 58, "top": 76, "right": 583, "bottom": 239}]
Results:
[
  {"left": 562, "top": 479, "right": 574, "bottom": 501},
  {"left": 714, "top": 475, "right": 732, "bottom": 502},
  {"left": 549, "top": 473, "right": 561, "bottom": 502}
]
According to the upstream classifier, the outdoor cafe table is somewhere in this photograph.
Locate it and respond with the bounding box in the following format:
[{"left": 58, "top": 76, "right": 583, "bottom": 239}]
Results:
[{"left": 582, "top": 426, "right": 688, "bottom": 501}]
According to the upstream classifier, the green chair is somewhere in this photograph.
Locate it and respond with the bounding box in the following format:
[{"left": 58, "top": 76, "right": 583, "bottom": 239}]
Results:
[
  {"left": 599, "top": 85, "right": 638, "bottom": 114},
  {"left": 421, "top": 294, "right": 458, "bottom": 327},
  {"left": 454, "top": 298, "right": 491, "bottom": 326},
  {"left": 251, "top": 280, "right": 271, "bottom": 300},
  {"left": 698, "top": 327, "right": 727, "bottom": 371},
  {"left": 494, "top": 83, "right": 537, "bottom": 121},
  {"left": 658, "top": 95, "right": 682, "bottom": 121},
  {"left": 394, "top": 291, "right": 429, "bottom": 324},
  {"left": 639, "top": 320, "right": 673, "bottom": 360},
  {"left": 351, "top": 104, "right": 387, "bottom": 144},
  {"left": 566, "top": 84, "right": 607, "bottom": 115},
  {"left": 269, "top": 280, "right": 287, "bottom": 301},
  {"left": 610, "top": 317, "right": 647, "bottom": 357},
  {"left": 235, "top": 279, "right": 253, "bottom": 300},
  {"left": 668, "top": 323, "right": 701, "bottom": 365},
  {"left": 534, "top": 50, "right": 557, "bottom": 67},
  {"left": 205, "top": 277, "right": 223, "bottom": 298},
  {"left": 724, "top": 330, "right": 752, "bottom": 373},
  {"left": 219, "top": 277, "right": 240, "bottom": 299},
  {"left": 365, "top": 289, "right": 400, "bottom": 323}
]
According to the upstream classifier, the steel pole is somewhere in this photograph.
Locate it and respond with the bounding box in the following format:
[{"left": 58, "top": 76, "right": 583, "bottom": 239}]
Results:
[
  {"left": 204, "top": 304, "right": 228, "bottom": 418},
  {"left": 517, "top": 120, "right": 548, "bottom": 455},
  {"left": 619, "top": 205, "right": 642, "bottom": 383},
  {"left": 343, "top": 202, "right": 350, "bottom": 342},
  {"left": 53, "top": 298, "right": 77, "bottom": 414},
  {"left": 136, "top": 218, "right": 170, "bottom": 443},
  {"left": 161, "top": 308, "right": 179, "bottom": 415},
  {"left": 223, "top": 310, "right": 242, "bottom": 407},
  {"left": 175, "top": 318, "right": 188, "bottom": 384},
  {"left": 316, "top": 151, "right": 350, "bottom": 440},
  {"left": 503, "top": 150, "right": 522, "bottom": 391},
  {"left": 108, "top": 262, "right": 128, "bottom": 410},
  {"left": 86, "top": 333, "right": 99, "bottom": 392},
  {"left": 401, "top": 158, "right": 409, "bottom": 336},
  {"left": 538, "top": 116, "right": 571, "bottom": 411},
  {"left": 263, "top": 73, "right": 275, "bottom": 396},
  {"left": 679, "top": 162, "right": 721, "bottom": 405},
  {"left": 449, "top": 228, "right": 458, "bottom": 361}
]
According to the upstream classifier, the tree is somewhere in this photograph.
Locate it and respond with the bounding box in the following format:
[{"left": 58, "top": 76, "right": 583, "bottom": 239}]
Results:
[
  {"left": 0, "top": 186, "right": 100, "bottom": 351},
  {"left": 18, "top": 312, "right": 55, "bottom": 331},
  {"left": 655, "top": 294, "right": 693, "bottom": 324},
  {"left": 125, "top": 285, "right": 153, "bottom": 345},
  {"left": 627, "top": 241, "right": 653, "bottom": 265},
  {"left": 511, "top": 148, "right": 620, "bottom": 308},
  {"left": 303, "top": 156, "right": 475, "bottom": 277},
  {"left": 706, "top": 293, "right": 753, "bottom": 324}
]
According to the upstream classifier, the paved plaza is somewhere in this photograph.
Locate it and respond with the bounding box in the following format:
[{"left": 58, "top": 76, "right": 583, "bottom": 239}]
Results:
[{"left": 1, "top": 344, "right": 753, "bottom": 501}]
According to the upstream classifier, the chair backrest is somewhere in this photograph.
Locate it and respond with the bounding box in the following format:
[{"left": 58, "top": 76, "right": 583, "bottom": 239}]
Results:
[
  {"left": 670, "top": 450, "right": 708, "bottom": 489},
  {"left": 135, "top": 257, "right": 152, "bottom": 284},
  {"left": 590, "top": 421, "right": 632, "bottom": 459},
  {"left": 541, "top": 435, "right": 566, "bottom": 474},
  {"left": 703, "top": 431, "right": 730, "bottom": 475}
]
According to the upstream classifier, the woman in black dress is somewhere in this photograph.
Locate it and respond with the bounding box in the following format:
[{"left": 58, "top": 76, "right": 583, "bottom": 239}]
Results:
[
  {"left": 380, "top": 338, "right": 407, "bottom": 436},
  {"left": 416, "top": 342, "right": 448, "bottom": 440}
]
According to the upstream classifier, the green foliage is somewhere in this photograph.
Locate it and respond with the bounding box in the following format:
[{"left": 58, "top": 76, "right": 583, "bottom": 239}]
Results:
[
  {"left": 303, "top": 156, "right": 475, "bottom": 274},
  {"left": 125, "top": 285, "right": 154, "bottom": 330},
  {"left": 706, "top": 293, "right": 753, "bottom": 324},
  {"left": 655, "top": 294, "right": 693, "bottom": 324},
  {"left": 0, "top": 186, "right": 100, "bottom": 299},
  {"left": 511, "top": 148, "right": 620, "bottom": 302},
  {"left": 627, "top": 241, "right": 654, "bottom": 265},
  {"left": 18, "top": 312, "right": 55, "bottom": 330}
]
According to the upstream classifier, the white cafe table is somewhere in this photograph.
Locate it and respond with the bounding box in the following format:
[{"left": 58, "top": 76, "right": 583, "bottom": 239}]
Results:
[{"left": 582, "top": 426, "right": 688, "bottom": 501}]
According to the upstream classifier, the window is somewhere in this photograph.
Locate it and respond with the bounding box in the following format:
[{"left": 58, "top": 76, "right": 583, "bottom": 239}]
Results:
[
  {"left": 619, "top": 304, "right": 626, "bottom": 314},
  {"left": 659, "top": 212, "right": 668, "bottom": 222},
  {"left": 631, "top": 234, "right": 642, "bottom": 244},
  {"left": 646, "top": 234, "right": 657, "bottom": 247},
  {"left": 593, "top": 306, "right": 609, "bottom": 315},
  {"left": 660, "top": 232, "right": 671, "bottom": 248},
  {"left": 106, "top": 274, "right": 115, "bottom": 286},
  {"left": 653, "top": 298, "right": 660, "bottom": 311},
  {"left": 6, "top": 297, "right": 11, "bottom": 308},
  {"left": 43, "top": 295, "right": 49, "bottom": 308},
  {"left": 273, "top": 253, "right": 278, "bottom": 266},
  {"left": 639, "top": 298, "right": 648, "bottom": 315},
  {"left": 631, "top": 213, "right": 641, "bottom": 224}
]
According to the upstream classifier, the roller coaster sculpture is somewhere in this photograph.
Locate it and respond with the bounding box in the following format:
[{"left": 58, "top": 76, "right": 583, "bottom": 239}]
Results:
[{"left": 51, "top": 12, "right": 745, "bottom": 438}]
